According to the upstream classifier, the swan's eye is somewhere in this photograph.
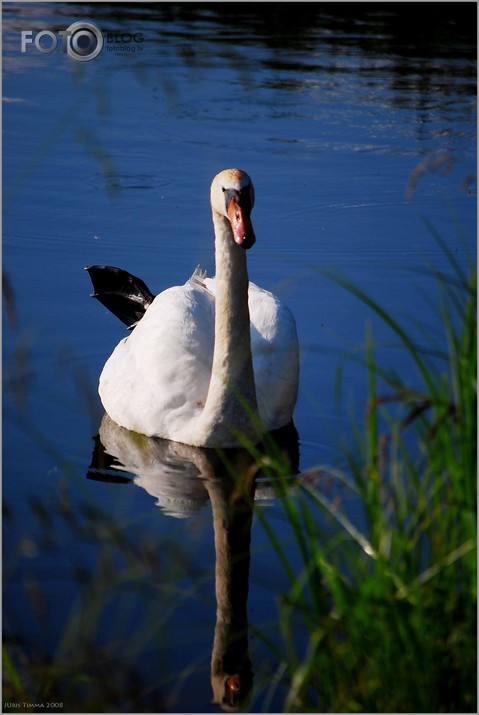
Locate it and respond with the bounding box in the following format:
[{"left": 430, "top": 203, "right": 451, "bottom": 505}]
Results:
[{"left": 222, "top": 187, "right": 226, "bottom": 192}]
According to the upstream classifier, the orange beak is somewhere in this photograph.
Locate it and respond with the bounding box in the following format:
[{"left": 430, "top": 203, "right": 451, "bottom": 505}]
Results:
[{"left": 227, "top": 198, "right": 256, "bottom": 249}]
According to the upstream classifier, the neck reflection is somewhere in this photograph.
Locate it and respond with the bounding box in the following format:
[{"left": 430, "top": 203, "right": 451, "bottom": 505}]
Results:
[{"left": 207, "top": 453, "right": 256, "bottom": 711}]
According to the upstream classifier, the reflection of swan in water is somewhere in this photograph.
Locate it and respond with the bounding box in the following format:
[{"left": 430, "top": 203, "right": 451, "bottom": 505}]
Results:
[
  {"left": 89, "top": 414, "right": 299, "bottom": 711},
  {"left": 90, "top": 414, "right": 298, "bottom": 518}
]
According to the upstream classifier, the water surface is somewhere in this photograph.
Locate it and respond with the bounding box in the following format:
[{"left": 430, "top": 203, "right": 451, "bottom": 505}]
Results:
[{"left": 3, "top": 3, "right": 476, "bottom": 712}]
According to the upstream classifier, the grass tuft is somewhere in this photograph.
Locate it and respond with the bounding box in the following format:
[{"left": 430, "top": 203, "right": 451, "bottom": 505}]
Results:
[{"left": 255, "top": 223, "right": 476, "bottom": 712}]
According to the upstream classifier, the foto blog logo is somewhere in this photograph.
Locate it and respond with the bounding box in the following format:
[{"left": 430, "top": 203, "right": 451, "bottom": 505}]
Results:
[{"left": 21, "top": 21, "right": 104, "bottom": 62}]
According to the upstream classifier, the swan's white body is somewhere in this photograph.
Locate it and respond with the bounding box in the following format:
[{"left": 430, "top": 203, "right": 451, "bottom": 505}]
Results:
[
  {"left": 98, "top": 169, "right": 299, "bottom": 447},
  {"left": 99, "top": 272, "right": 298, "bottom": 445}
]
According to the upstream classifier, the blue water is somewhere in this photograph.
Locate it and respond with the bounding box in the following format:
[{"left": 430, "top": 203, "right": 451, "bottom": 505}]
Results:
[{"left": 3, "top": 3, "right": 476, "bottom": 712}]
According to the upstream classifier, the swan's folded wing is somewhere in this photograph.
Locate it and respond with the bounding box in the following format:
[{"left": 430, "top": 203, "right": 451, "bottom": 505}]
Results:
[
  {"left": 248, "top": 283, "right": 299, "bottom": 429},
  {"left": 98, "top": 282, "right": 216, "bottom": 439},
  {"left": 86, "top": 265, "right": 156, "bottom": 328}
]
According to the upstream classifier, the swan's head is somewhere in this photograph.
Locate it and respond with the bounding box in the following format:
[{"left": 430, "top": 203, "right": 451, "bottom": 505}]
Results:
[{"left": 211, "top": 168, "right": 256, "bottom": 249}]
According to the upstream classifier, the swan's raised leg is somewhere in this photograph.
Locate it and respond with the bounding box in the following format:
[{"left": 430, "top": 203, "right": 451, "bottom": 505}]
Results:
[{"left": 85, "top": 265, "right": 155, "bottom": 329}]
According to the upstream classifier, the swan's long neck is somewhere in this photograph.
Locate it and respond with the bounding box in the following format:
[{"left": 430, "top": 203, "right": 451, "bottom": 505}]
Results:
[{"left": 199, "top": 211, "right": 259, "bottom": 447}]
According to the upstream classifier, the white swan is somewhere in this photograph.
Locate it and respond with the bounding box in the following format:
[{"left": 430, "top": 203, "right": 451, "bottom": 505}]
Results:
[{"left": 88, "top": 169, "right": 299, "bottom": 448}]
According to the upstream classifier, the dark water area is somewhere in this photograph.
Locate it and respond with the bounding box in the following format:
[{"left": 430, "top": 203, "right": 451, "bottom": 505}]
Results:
[{"left": 3, "top": 2, "right": 476, "bottom": 712}]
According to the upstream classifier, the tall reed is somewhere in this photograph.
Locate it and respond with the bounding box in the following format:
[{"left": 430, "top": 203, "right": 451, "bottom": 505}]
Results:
[{"left": 254, "top": 228, "right": 476, "bottom": 712}]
